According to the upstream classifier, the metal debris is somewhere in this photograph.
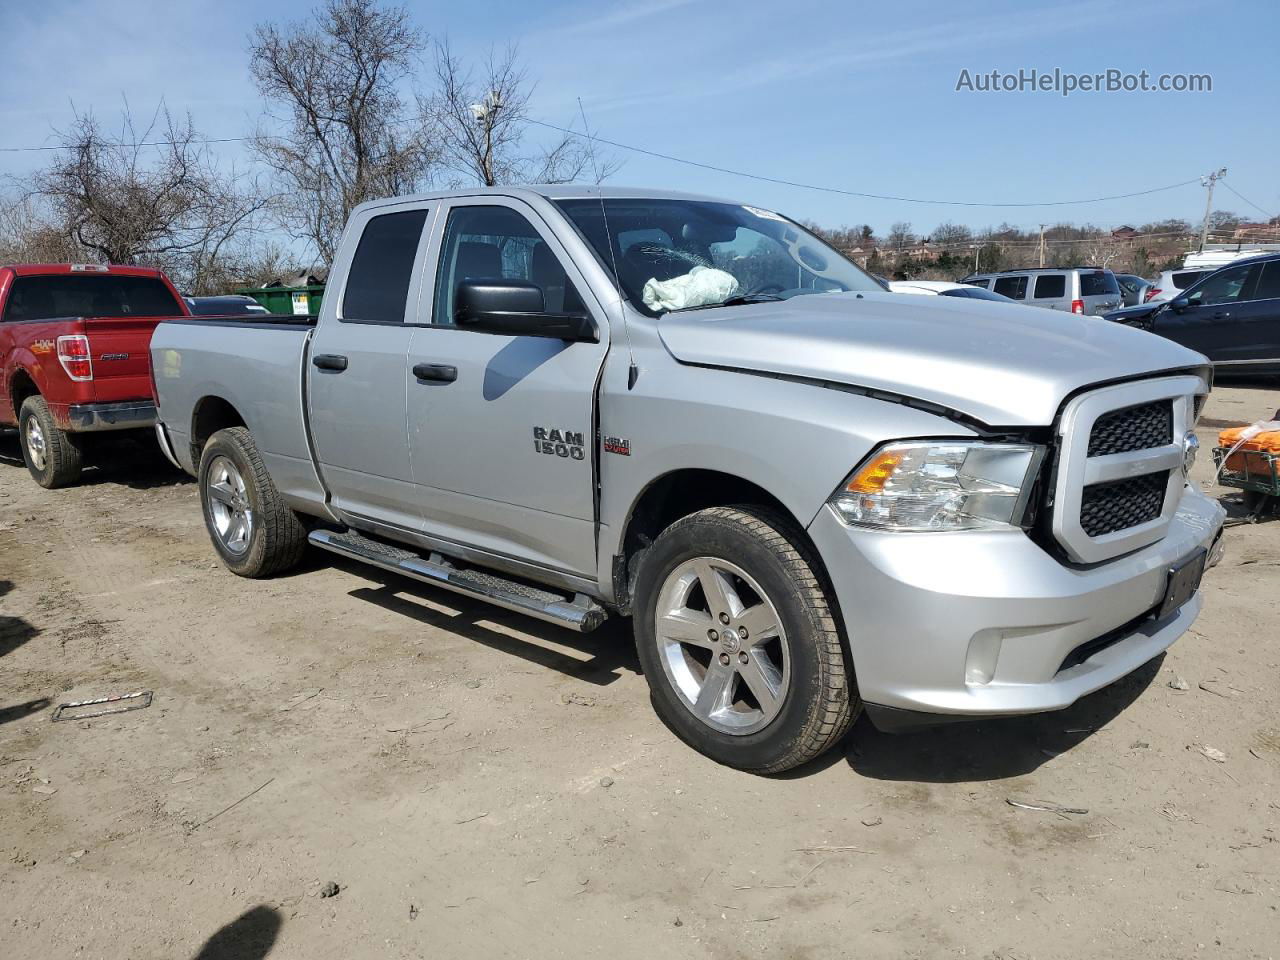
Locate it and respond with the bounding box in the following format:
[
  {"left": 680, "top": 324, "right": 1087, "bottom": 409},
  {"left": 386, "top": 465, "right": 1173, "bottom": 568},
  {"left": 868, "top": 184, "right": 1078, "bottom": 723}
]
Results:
[
  {"left": 1006, "top": 799, "right": 1089, "bottom": 815},
  {"left": 51, "top": 690, "right": 152, "bottom": 722}
]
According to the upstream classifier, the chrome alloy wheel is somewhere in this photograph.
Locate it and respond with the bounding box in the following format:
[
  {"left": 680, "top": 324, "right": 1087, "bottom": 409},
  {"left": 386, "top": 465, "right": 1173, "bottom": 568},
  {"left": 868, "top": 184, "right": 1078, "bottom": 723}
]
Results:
[
  {"left": 205, "top": 456, "right": 254, "bottom": 555},
  {"left": 654, "top": 557, "right": 790, "bottom": 735},
  {"left": 24, "top": 417, "right": 48, "bottom": 471}
]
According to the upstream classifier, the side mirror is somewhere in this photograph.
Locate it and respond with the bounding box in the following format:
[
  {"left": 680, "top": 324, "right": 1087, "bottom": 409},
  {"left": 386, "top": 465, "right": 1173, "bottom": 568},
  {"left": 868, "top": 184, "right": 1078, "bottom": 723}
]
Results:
[
  {"left": 1170, "top": 296, "right": 1192, "bottom": 312},
  {"left": 453, "top": 279, "right": 597, "bottom": 342}
]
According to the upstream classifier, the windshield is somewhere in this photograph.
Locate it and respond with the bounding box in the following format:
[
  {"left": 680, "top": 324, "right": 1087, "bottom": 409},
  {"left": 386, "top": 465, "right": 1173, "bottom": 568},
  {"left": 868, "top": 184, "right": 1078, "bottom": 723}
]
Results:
[{"left": 555, "top": 198, "right": 882, "bottom": 314}]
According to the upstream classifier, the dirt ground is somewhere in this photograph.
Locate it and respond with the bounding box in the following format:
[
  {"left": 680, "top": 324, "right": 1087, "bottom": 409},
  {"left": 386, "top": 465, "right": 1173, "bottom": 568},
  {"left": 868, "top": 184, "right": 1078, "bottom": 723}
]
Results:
[{"left": 2, "top": 384, "right": 1278, "bottom": 960}]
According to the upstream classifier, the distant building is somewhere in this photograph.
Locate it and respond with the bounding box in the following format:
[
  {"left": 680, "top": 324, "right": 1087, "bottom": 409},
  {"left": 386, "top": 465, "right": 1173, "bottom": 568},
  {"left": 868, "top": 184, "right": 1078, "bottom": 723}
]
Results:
[
  {"left": 1233, "top": 222, "right": 1280, "bottom": 240},
  {"left": 1111, "top": 225, "right": 1137, "bottom": 240}
]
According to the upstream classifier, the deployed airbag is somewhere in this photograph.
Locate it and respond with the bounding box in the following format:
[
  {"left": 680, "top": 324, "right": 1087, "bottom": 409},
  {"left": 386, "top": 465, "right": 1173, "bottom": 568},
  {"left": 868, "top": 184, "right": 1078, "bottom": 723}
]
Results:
[{"left": 641, "top": 266, "right": 738, "bottom": 312}]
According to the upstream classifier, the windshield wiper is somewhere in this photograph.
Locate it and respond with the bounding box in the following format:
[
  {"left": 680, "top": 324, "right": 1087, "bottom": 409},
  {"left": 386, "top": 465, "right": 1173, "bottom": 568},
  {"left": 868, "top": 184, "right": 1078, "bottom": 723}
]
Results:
[{"left": 669, "top": 293, "right": 785, "bottom": 314}]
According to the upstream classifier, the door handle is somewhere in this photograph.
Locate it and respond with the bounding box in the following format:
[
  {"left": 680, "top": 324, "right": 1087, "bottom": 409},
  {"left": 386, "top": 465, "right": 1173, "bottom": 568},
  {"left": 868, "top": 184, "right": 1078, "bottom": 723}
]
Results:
[
  {"left": 312, "top": 354, "right": 349, "bottom": 371},
  {"left": 413, "top": 362, "right": 458, "bottom": 383},
  {"left": 1212, "top": 311, "right": 1231, "bottom": 320}
]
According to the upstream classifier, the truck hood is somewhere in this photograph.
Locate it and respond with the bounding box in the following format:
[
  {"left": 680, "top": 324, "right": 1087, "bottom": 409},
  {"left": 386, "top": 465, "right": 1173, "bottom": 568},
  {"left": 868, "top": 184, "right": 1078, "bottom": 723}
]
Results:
[{"left": 657, "top": 292, "right": 1207, "bottom": 427}]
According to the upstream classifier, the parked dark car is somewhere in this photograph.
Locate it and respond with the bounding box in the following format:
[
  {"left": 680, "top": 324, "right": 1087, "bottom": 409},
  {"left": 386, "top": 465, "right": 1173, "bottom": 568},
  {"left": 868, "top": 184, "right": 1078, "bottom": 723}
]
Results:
[
  {"left": 183, "top": 295, "right": 270, "bottom": 317},
  {"left": 1103, "top": 253, "right": 1280, "bottom": 374}
]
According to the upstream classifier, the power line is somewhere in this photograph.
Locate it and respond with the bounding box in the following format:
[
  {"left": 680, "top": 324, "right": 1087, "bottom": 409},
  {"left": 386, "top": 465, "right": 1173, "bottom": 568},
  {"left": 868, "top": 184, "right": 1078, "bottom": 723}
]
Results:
[
  {"left": 0, "top": 117, "right": 1239, "bottom": 213},
  {"left": 1221, "top": 181, "right": 1276, "bottom": 221},
  {"left": 524, "top": 118, "right": 1206, "bottom": 209},
  {"left": 0, "top": 136, "right": 254, "bottom": 153}
]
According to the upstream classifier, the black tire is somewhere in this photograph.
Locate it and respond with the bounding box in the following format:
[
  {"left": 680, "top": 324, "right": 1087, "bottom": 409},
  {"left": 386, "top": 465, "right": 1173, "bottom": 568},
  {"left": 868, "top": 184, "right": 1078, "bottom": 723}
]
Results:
[
  {"left": 198, "top": 426, "right": 307, "bottom": 577},
  {"left": 633, "top": 506, "right": 858, "bottom": 774},
  {"left": 18, "top": 395, "right": 83, "bottom": 489}
]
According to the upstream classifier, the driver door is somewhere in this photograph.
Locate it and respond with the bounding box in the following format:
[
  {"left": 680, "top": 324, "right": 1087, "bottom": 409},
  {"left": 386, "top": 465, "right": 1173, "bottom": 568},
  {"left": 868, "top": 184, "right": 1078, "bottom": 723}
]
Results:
[{"left": 406, "top": 198, "right": 609, "bottom": 579}]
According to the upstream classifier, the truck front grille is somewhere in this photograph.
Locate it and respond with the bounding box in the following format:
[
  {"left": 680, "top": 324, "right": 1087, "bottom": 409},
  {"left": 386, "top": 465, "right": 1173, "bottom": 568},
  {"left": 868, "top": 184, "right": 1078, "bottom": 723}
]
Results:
[
  {"left": 1087, "top": 400, "right": 1172, "bottom": 457},
  {"left": 1079, "top": 471, "right": 1169, "bottom": 537},
  {"left": 1050, "top": 376, "right": 1204, "bottom": 564}
]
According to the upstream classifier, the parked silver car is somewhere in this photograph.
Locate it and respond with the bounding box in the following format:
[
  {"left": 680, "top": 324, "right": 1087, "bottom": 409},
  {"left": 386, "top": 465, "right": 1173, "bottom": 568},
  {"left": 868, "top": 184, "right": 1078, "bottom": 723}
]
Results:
[
  {"left": 963, "top": 267, "right": 1123, "bottom": 315},
  {"left": 1113, "top": 273, "right": 1153, "bottom": 307},
  {"left": 150, "top": 186, "right": 1225, "bottom": 773}
]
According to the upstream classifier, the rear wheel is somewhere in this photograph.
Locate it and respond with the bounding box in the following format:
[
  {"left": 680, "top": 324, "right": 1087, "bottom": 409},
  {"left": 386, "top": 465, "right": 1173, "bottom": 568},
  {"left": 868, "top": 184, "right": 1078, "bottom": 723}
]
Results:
[
  {"left": 198, "top": 426, "right": 307, "bottom": 577},
  {"left": 633, "top": 506, "right": 857, "bottom": 773},
  {"left": 18, "top": 396, "right": 82, "bottom": 489}
]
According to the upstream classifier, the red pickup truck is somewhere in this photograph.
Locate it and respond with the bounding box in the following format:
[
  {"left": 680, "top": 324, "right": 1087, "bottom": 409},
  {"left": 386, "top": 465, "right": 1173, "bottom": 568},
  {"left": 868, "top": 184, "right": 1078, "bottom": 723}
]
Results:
[{"left": 0, "top": 263, "right": 190, "bottom": 488}]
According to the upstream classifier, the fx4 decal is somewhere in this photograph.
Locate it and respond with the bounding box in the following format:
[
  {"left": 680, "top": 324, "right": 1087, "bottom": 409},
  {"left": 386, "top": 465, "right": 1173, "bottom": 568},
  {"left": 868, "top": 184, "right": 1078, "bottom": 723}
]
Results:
[{"left": 533, "top": 426, "right": 585, "bottom": 460}]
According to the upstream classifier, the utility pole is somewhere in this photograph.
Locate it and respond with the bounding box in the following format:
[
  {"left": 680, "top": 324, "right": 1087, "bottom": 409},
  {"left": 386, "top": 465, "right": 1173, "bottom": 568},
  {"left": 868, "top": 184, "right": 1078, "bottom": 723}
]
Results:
[
  {"left": 1038, "top": 224, "right": 1047, "bottom": 268},
  {"left": 1198, "top": 168, "right": 1227, "bottom": 252}
]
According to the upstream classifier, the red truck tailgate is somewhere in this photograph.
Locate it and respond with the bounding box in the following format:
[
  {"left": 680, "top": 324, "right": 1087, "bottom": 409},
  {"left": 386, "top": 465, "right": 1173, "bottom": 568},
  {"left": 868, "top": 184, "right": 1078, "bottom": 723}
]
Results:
[{"left": 79, "top": 314, "right": 165, "bottom": 403}]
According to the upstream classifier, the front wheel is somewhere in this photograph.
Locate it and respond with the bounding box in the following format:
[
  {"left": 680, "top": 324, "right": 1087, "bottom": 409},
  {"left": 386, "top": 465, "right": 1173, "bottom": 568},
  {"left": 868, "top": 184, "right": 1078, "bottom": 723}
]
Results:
[
  {"left": 198, "top": 426, "right": 307, "bottom": 577},
  {"left": 633, "top": 506, "right": 858, "bottom": 773}
]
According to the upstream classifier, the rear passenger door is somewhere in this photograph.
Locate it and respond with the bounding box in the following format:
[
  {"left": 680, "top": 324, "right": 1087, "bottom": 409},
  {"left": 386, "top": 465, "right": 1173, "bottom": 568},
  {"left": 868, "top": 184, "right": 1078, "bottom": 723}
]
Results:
[
  {"left": 406, "top": 198, "right": 609, "bottom": 579},
  {"left": 1030, "top": 273, "right": 1068, "bottom": 310},
  {"left": 307, "top": 205, "right": 433, "bottom": 531}
]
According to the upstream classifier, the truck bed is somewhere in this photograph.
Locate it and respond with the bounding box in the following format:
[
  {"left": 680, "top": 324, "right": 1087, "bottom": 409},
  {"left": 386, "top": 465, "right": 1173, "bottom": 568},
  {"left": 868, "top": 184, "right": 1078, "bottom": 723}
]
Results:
[{"left": 151, "top": 316, "right": 327, "bottom": 512}]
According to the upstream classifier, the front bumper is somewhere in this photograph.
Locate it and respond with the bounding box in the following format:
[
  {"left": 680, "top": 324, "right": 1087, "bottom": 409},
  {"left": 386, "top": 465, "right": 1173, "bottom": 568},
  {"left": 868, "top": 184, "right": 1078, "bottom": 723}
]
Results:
[
  {"left": 807, "top": 486, "right": 1225, "bottom": 730},
  {"left": 66, "top": 400, "right": 157, "bottom": 432}
]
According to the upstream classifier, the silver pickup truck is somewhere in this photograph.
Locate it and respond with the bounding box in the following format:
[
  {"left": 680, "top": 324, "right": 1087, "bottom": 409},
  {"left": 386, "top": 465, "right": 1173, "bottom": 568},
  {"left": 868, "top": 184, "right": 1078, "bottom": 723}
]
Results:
[{"left": 151, "top": 186, "right": 1225, "bottom": 773}]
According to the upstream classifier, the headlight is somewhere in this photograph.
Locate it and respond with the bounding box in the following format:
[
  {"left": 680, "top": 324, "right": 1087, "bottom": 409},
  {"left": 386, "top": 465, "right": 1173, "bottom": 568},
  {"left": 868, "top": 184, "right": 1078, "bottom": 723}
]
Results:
[{"left": 829, "top": 441, "right": 1043, "bottom": 532}]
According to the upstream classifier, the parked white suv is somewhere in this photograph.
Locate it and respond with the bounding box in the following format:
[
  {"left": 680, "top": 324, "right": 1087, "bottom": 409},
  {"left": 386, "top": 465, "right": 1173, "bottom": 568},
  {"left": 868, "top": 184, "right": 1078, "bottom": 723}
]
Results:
[{"left": 1145, "top": 268, "right": 1216, "bottom": 303}]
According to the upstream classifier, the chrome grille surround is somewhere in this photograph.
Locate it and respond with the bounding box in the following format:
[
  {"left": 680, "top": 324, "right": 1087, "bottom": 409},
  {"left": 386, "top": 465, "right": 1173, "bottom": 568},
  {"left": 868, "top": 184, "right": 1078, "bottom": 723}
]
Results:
[{"left": 1052, "top": 375, "right": 1207, "bottom": 564}]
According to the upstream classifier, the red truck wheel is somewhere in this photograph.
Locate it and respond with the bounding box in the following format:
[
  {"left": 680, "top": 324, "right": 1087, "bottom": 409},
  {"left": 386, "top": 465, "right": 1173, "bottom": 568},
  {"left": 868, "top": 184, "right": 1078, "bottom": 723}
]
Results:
[{"left": 18, "top": 396, "right": 83, "bottom": 489}]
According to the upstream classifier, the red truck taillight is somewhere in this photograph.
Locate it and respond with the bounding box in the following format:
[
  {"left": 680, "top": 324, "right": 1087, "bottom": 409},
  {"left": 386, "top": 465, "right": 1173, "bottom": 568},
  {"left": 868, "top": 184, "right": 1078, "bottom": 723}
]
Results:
[
  {"left": 1070, "top": 299, "right": 1085, "bottom": 315},
  {"left": 1144, "top": 287, "right": 1161, "bottom": 302},
  {"left": 56, "top": 334, "right": 93, "bottom": 381}
]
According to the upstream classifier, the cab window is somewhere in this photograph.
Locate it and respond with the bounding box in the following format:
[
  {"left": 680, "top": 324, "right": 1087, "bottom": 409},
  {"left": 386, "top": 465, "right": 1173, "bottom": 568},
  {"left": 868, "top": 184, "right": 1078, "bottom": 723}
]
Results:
[
  {"left": 433, "top": 206, "right": 582, "bottom": 327},
  {"left": 341, "top": 209, "right": 429, "bottom": 324}
]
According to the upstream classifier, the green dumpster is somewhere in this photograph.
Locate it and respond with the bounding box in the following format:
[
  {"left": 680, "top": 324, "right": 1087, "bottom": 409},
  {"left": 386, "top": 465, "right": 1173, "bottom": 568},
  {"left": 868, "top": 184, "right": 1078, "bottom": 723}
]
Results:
[{"left": 235, "top": 285, "right": 325, "bottom": 317}]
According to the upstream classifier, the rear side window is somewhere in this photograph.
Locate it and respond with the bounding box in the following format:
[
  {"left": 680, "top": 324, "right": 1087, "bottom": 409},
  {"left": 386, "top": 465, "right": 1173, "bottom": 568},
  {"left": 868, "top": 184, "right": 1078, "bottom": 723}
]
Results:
[
  {"left": 1033, "top": 275, "right": 1066, "bottom": 299},
  {"left": 1, "top": 275, "right": 181, "bottom": 322},
  {"left": 1078, "top": 271, "right": 1120, "bottom": 296},
  {"left": 992, "top": 275, "right": 1028, "bottom": 299},
  {"left": 1172, "top": 271, "right": 1210, "bottom": 290},
  {"left": 342, "top": 209, "right": 429, "bottom": 324},
  {"left": 1252, "top": 261, "right": 1280, "bottom": 300},
  {"left": 962, "top": 278, "right": 991, "bottom": 289}
]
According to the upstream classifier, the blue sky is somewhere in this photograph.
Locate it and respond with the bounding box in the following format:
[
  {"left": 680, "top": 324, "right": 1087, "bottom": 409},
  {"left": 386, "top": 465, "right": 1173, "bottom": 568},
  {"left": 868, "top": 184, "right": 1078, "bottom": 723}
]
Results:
[{"left": 2, "top": 0, "right": 1276, "bottom": 238}]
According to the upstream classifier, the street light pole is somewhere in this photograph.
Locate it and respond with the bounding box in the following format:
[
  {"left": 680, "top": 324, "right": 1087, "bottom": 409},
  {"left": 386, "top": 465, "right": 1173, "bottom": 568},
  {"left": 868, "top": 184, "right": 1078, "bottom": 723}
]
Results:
[{"left": 1038, "top": 224, "right": 1047, "bottom": 268}]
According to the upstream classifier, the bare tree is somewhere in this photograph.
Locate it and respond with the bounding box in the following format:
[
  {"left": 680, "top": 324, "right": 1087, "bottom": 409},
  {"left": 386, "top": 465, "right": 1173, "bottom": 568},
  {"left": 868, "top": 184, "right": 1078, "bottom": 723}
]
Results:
[
  {"left": 428, "top": 41, "right": 616, "bottom": 187},
  {"left": 26, "top": 105, "right": 266, "bottom": 290},
  {"left": 0, "top": 194, "right": 84, "bottom": 264},
  {"left": 930, "top": 222, "right": 972, "bottom": 247},
  {"left": 249, "top": 0, "right": 440, "bottom": 265},
  {"left": 886, "top": 221, "right": 915, "bottom": 252},
  {"left": 1083, "top": 235, "right": 1120, "bottom": 269}
]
